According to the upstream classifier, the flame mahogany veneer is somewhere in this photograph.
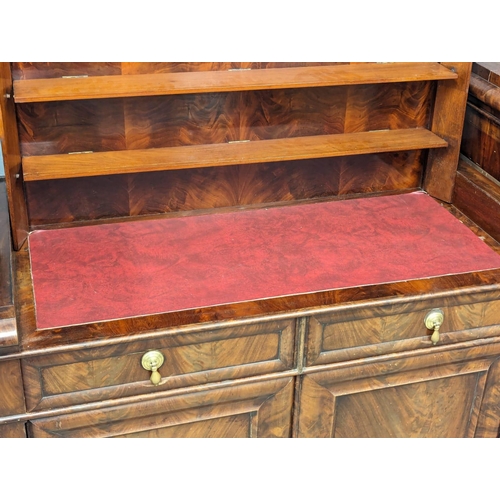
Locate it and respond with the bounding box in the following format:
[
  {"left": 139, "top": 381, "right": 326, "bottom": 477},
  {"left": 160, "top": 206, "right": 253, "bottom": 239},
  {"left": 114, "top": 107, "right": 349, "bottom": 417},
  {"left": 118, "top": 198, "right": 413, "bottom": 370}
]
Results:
[{"left": 29, "top": 192, "right": 500, "bottom": 330}]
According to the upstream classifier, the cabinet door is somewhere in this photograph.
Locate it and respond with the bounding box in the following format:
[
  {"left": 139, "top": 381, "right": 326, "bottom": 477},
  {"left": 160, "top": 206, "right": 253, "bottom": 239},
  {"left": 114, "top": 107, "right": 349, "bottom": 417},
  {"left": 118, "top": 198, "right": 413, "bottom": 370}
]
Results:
[
  {"left": 28, "top": 376, "right": 294, "bottom": 438},
  {"left": 295, "top": 348, "right": 500, "bottom": 438}
]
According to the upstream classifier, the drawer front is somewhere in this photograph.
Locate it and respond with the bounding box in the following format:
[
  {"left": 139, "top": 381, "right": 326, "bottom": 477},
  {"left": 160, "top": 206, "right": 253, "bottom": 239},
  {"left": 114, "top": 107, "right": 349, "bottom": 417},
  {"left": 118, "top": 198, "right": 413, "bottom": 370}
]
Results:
[
  {"left": 0, "top": 359, "right": 26, "bottom": 417},
  {"left": 305, "top": 292, "right": 500, "bottom": 366},
  {"left": 28, "top": 376, "right": 294, "bottom": 438},
  {"left": 22, "top": 319, "right": 296, "bottom": 411}
]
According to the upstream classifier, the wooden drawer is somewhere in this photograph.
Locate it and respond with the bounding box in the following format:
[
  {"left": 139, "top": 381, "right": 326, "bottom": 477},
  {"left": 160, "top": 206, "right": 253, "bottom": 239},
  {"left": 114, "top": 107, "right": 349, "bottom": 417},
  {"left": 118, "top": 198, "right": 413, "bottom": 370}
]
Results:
[
  {"left": 22, "top": 319, "right": 296, "bottom": 412},
  {"left": 28, "top": 376, "right": 294, "bottom": 438},
  {"left": 305, "top": 290, "right": 500, "bottom": 366}
]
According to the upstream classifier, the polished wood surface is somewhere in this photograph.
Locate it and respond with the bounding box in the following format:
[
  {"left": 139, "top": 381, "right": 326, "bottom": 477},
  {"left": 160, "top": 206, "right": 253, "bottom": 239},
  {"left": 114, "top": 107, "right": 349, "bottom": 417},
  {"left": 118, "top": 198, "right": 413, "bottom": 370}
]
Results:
[
  {"left": 475, "top": 356, "right": 500, "bottom": 437},
  {"left": 18, "top": 76, "right": 435, "bottom": 226},
  {"left": 424, "top": 63, "right": 472, "bottom": 202},
  {"left": 0, "top": 63, "right": 29, "bottom": 249},
  {"left": 22, "top": 319, "right": 295, "bottom": 411},
  {"left": 296, "top": 344, "right": 500, "bottom": 438},
  {"left": 22, "top": 128, "right": 446, "bottom": 181},
  {"left": 462, "top": 101, "right": 500, "bottom": 180},
  {"left": 18, "top": 82, "right": 433, "bottom": 156},
  {"left": 13, "top": 63, "right": 456, "bottom": 103},
  {"left": 28, "top": 376, "right": 294, "bottom": 437},
  {"left": 0, "top": 360, "right": 25, "bottom": 416},
  {"left": 453, "top": 158, "right": 500, "bottom": 242}
]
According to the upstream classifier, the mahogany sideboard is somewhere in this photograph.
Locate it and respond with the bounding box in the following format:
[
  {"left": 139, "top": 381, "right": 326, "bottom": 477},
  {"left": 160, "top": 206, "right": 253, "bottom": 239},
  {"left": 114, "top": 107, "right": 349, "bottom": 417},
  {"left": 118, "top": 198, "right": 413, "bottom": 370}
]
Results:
[{"left": 1, "top": 62, "right": 500, "bottom": 438}]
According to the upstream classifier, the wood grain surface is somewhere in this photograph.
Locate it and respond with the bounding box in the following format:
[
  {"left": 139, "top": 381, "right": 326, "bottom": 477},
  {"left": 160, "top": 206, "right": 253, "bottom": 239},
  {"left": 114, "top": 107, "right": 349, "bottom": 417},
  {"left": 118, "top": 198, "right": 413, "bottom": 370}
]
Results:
[
  {"left": 11, "top": 63, "right": 346, "bottom": 80},
  {"left": 0, "top": 63, "right": 29, "bottom": 249},
  {"left": 453, "top": 157, "right": 500, "bottom": 242},
  {"left": 305, "top": 289, "right": 500, "bottom": 366},
  {"left": 296, "top": 346, "right": 500, "bottom": 437},
  {"left": 0, "top": 422, "right": 26, "bottom": 438},
  {"left": 13, "top": 63, "right": 456, "bottom": 103},
  {"left": 18, "top": 82, "right": 433, "bottom": 156},
  {"left": 28, "top": 376, "right": 294, "bottom": 437},
  {"left": 18, "top": 76, "right": 436, "bottom": 225},
  {"left": 461, "top": 100, "right": 500, "bottom": 180},
  {"left": 22, "top": 129, "right": 447, "bottom": 181},
  {"left": 469, "top": 73, "right": 500, "bottom": 114},
  {"left": 22, "top": 319, "right": 295, "bottom": 411},
  {"left": 424, "top": 63, "right": 472, "bottom": 202},
  {"left": 25, "top": 152, "right": 425, "bottom": 228},
  {"left": 0, "top": 360, "right": 25, "bottom": 417}
]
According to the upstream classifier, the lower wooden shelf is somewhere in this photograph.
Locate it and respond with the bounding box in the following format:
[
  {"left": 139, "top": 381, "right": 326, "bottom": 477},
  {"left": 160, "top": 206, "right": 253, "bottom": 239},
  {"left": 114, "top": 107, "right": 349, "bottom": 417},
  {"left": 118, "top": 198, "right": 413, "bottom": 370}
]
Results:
[{"left": 21, "top": 128, "right": 447, "bottom": 181}]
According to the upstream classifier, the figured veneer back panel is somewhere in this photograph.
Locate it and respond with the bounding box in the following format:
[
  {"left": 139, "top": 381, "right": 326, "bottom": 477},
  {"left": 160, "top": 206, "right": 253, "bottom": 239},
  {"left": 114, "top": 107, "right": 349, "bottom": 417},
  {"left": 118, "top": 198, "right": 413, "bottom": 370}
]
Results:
[
  {"left": 19, "top": 80, "right": 434, "bottom": 227},
  {"left": 26, "top": 151, "right": 425, "bottom": 227},
  {"left": 18, "top": 83, "right": 433, "bottom": 155}
]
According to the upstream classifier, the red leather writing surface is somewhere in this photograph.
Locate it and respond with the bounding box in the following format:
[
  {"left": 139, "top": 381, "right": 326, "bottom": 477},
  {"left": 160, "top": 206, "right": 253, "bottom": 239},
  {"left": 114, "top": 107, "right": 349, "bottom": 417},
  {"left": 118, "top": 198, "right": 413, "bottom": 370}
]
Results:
[{"left": 29, "top": 192, "right": 500, "bottom": 329}]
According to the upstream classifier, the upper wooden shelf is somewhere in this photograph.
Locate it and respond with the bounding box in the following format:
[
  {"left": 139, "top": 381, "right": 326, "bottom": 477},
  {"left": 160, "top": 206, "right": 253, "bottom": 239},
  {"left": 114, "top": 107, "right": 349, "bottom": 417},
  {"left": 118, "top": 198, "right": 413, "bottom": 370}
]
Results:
[
  {"left": 13, "top": 63, "right": 457, "bottom": 103},
  {"left": 22, "top": 128, "right": 447, "bottom": 181}
]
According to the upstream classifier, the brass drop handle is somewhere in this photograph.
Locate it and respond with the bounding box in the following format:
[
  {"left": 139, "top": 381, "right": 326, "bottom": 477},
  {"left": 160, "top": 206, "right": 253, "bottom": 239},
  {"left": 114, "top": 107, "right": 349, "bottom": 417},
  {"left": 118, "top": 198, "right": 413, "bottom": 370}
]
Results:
[
  {"left": 424, "top": 309, "right": 444, "bottom": 345},
  {"left": 141, "top": 350, "right": 165, "bottom": 386}
]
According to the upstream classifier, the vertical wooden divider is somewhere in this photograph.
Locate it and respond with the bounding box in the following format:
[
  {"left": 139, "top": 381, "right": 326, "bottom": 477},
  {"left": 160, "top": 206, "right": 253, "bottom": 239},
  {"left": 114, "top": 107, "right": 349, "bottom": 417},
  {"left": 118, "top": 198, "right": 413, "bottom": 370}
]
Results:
[
  {"left": 0, "top": 63, "right": 29, "bottom": 250},
  {"left": 424, "top": 62, "right": 472, "bottom": 202}
]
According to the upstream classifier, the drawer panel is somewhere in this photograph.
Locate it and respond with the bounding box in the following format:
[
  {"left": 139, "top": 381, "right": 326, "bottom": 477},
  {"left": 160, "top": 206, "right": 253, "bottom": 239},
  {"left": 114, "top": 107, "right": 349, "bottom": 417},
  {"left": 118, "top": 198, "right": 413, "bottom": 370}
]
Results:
[
  {"left": 28, "top": 376, "right": 294, "bottom": 438},
  {"left": 23, "top": 319, "right": 296, "bottom": 411},
  {"left": 305, "top": 292, "right": 500, "bottom": 366}
]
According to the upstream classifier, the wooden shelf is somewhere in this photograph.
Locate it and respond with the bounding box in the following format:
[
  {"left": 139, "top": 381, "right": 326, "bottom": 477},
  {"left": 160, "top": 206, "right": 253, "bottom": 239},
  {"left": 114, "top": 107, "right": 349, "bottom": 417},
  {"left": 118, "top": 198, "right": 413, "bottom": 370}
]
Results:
[
  {"left": 13, "top": 63, "right": 457, "bottom": 103},
  {"left": 22, "top": 128, "right": 448, "bottom": 181}
]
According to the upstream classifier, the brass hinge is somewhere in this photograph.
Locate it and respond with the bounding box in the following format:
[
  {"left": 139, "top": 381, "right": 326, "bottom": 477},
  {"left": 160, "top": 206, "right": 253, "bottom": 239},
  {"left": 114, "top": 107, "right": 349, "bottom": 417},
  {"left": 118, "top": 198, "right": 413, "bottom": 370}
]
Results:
[
  {"left": 228, "top": 68, "right": 252, "bottom": 71},
  {"left": 68, "top": 151, "right": 93, "bottom": 154},
  {"left": 62, "top": 75, "right": 89, "bottom": 79}
]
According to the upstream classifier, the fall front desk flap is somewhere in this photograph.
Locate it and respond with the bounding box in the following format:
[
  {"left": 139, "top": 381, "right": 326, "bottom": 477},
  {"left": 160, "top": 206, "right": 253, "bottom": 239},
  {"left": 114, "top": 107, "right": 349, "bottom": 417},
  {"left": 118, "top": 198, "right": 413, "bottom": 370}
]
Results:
[{"left": 29, "top": 192, "right": 500, "bottom": 330}]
